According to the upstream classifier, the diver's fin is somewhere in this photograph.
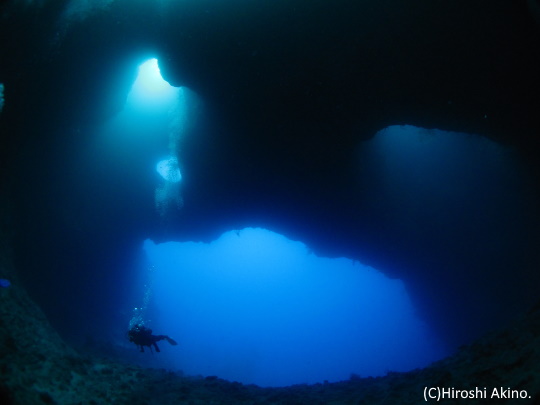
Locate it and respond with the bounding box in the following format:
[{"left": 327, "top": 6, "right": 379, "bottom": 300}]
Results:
[{"left": 165, "top": 336, "right": 178, "bottom": 346}]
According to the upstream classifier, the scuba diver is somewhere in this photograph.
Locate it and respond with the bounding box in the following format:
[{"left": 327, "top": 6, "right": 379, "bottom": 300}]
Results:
[{"left": 128, "top": 324, "right": 178, "bottom": 353}]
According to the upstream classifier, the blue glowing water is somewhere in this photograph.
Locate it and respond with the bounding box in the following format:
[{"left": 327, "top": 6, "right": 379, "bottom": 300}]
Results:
[{"left": 141, "top": 228, "right": 447, "bottom": 387}]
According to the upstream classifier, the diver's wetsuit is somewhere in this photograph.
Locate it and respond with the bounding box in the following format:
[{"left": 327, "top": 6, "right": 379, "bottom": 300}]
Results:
[{"left": 128, "top": 325, "right": 178, "bottom": 353}]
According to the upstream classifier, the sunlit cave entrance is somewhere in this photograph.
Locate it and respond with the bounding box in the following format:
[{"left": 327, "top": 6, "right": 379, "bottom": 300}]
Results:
[
  {"left": 99, "top": 57, "right": 194, "bottom": 221},
  {"left": 138, "top": 228, "right": 447, "bottom": 387},
  {"left": 105, "top": 58, "right": 536, "bottom": 388}
]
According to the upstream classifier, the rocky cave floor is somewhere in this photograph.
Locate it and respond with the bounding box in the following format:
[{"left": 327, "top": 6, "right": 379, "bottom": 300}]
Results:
[{"left": 1, "top": 280, "right": 540, "bottom": 404}]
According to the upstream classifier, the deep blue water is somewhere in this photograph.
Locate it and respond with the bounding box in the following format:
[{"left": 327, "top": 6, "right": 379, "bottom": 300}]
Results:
[
  {"left": 105, "top": 58, "right": 534, "bottom": 386},
  {"left": 141, "top": 228, "right": 446, "bottom": 386}
]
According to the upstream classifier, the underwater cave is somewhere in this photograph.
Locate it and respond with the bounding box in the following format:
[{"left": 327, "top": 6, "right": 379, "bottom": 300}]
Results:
[{"left": 1, "top": 0, "right": 540, "bottom": 403}]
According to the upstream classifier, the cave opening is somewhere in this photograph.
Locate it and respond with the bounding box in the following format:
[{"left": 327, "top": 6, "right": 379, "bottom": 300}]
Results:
[{"left": 137, "top": 228, "right": 447, "bottom": 387}]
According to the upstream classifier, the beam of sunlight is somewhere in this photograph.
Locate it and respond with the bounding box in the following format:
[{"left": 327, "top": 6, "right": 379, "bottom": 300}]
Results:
[
  {"left": 98, "top": 57, "right": 194, "bottom": 218},
  {"left": 126, "top": 58, "right": 180, "bottom": 110}
]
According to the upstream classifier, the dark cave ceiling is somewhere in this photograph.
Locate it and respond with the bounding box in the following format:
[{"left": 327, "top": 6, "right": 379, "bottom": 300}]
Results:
[{"left": 1, "top": 0, "right": 540, "bottom": 347}]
